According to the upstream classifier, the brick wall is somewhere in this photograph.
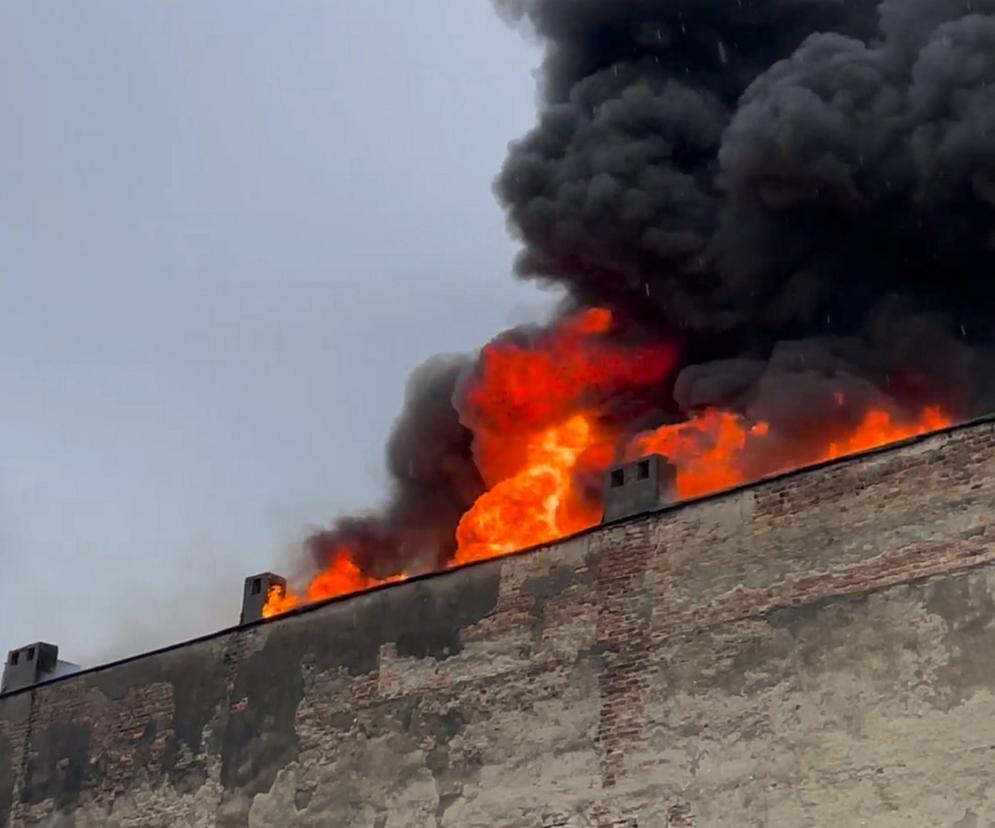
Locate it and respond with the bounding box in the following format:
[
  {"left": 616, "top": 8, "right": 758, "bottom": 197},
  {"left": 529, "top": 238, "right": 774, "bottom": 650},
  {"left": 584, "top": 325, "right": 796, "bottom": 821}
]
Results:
[{"left": 4, "top": 418, "right": 995, "bottom": 827}]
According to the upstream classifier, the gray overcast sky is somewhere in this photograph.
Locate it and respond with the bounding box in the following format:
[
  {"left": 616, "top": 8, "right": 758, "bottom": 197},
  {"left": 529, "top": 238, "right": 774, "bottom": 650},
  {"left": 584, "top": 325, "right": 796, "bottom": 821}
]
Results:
[{"left": 1, "top": 2, "right": 548, "bottom": 664}]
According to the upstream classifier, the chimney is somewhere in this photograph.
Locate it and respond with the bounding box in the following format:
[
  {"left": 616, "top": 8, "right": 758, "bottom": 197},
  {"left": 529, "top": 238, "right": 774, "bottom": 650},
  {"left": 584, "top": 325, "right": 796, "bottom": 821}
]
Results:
[
  {"left": 240, "top": 572, "right": 287, "bottom": 625},
  {"left": 602, "top": 454, "right": 676, "bottom": 523},
  {"left": 1, "top": 642, "right": 79, "bottom": 696}
]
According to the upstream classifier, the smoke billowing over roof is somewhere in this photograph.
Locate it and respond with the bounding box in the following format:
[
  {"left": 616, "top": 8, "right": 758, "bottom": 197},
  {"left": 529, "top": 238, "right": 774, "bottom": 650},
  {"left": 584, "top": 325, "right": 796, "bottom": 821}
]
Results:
[
  {"left": 275, "top": 0, "right": 995, "bottom": 606},
  {"left": 497, "top": 0, "right": 995, "bottom": 416}
]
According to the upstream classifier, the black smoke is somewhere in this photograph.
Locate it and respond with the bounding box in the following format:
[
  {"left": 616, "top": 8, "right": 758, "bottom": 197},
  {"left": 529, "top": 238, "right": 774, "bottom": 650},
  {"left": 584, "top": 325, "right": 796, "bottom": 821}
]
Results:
[
  {"left": 288, "top": 0, "right": 995, "bottom": 586},
  {"left": 302, "top": 356, "right": 484, "bottom": 581},
  {"left": 496, "top": 0, "right": 995, "bottom": 431}
]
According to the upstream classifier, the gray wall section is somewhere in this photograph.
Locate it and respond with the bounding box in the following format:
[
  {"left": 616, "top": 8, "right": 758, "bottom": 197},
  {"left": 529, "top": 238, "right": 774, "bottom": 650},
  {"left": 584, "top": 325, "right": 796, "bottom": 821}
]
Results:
[
  {"left": 3, "top": 418, "right": 995, "bottom": 827},
  {"left": 0, "top": 729, "right": 12, "bottom": 828}
]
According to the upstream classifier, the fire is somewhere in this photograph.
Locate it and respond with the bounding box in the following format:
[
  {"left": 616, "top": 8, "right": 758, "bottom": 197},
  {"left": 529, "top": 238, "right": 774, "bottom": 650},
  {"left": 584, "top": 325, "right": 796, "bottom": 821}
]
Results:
[
  {"left": 464, "top": 308, "right": 679, "bottom": 484},
  {"left": 822, "top": 406, "right": 950, "bottom": 461},
  {"left": 263, "top": 546, "right": 407, "bottom": 617},
  {"left": 263, "top": 305, "right": 956, "bottom": 619},
  {"left": 631, "top": 410, "right": 771, "bottom": 498},
  {"left": 261, "top": 585, "right": 301, "bottom": 619},
  {"left": 454, "top": 307, "right": 675, "bottom": 564},
  {"left": 454, "top": 413, "right": 605, "bottom": 565},
  {"left": 466, "top": 310, "right": 676, "bottom": 435},
  {"left": 630, "top": 404, "right": 952, "bottom": 499},
  {"left": 452, "top": 401, "right": 951, "bottom": 568},
  {"left": 574, "top": 307, "right": 613, "bottom": 334}
]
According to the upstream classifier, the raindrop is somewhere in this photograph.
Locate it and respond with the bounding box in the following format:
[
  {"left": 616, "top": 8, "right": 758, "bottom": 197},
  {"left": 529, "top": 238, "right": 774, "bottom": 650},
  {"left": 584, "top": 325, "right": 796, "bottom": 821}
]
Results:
[
  {"left": 961, "top": 322, "right": 968, "bottom": 337},
  {"left": 645, "top": 282, "right": 651, "bottom": 298},
  {"left": 717, "top": 41, "right": 728, "bottom": 65}
]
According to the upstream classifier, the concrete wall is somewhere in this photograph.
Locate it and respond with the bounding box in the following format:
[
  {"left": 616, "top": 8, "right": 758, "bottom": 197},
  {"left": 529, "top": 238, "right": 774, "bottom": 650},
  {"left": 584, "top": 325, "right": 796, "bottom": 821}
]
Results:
[{"left": 4, "top": 418, "right": 995, "bottom": 828}]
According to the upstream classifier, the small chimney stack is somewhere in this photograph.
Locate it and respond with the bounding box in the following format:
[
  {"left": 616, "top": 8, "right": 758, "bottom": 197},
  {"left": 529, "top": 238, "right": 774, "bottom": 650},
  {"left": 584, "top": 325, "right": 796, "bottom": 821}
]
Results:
[
  {"left": 240, "top": 572, "right": 287, "bottom": 625},
  {"left": 602, "top": 454, "right": 676, "bottom": 523},
  {"left": 1, "top": 642, "right": 79, "bottom": 696}
]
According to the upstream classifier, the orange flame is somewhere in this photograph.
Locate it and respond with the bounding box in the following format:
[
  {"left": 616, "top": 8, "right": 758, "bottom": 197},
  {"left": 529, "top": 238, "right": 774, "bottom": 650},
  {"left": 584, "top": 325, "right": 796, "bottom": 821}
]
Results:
[
  {"left": 631, "top": 410, "right": 770, "bottom": 498},
  {"left": 454, "top": 413, "right": 606, "bottom": 565},
  {"left": 263, "top": 547, "right": 407, "bottom": 617},
  {"left": 465, "top": 308, "right": 679, "bottom": 484},
  {"left": 455, "top": 307, "right": 674, "bottom": 564},
  {"left": 261, "top": 585, "right": 300, "bottom": 619},
  {"left": 452, "top": 403, "right": 951, "bottom": 569},
  {"left": 823, "top": 406, "right": 950, "bottom": 460},
  {"left": 631, "top": 405, "right": 952, "bottom": 499},
  {"left": 263, "top": 306, "right": 955, "bottom": 619}
]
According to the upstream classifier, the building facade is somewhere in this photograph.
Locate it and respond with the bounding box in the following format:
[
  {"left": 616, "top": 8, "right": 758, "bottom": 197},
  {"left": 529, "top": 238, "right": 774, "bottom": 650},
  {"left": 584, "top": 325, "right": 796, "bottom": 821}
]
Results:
[{"left": 3, "top": 418, "right": 995, "bottom": 827}]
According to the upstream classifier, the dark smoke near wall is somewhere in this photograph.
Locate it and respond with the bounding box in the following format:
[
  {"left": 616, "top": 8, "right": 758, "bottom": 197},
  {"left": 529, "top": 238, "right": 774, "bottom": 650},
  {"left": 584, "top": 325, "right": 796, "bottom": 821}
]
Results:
[
  {"left": 305, "top": 356, "right": 485, "bottom": 579},
  {"left": 304, "top": 0, "right": 995, "bottom": 581}
]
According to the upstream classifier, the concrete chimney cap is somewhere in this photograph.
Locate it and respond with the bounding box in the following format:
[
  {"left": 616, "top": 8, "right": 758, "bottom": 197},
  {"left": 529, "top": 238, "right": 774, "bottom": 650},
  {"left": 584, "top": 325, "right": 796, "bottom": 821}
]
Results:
[
  {"left": 602, "top": 454, "right": 677, "bottom": 523},
  {"left": 2, "top": 642, "right": 79, "bottom": 696},
  {"left": 240, "top": 572, "right": 288, "bottom": 626}
]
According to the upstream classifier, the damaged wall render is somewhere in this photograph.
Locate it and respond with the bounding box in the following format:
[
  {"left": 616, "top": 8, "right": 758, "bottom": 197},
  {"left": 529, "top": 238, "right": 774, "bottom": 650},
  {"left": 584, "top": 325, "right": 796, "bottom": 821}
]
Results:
[{"left": 4, "top": 417, "right": 995, "bottom": 827}]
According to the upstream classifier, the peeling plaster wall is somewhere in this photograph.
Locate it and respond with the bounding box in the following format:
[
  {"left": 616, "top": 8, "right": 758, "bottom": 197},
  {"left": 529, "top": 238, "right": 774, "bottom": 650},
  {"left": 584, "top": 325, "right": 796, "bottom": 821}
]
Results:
[{"left": 4, "top": 419, "right": 995, "bottom": 827}]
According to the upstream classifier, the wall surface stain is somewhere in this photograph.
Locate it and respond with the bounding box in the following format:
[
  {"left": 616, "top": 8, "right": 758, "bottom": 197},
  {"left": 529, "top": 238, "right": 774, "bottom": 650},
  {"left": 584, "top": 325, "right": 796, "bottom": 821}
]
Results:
[{"left": 4, "top": 419, "right": 995, "bottom": 826}]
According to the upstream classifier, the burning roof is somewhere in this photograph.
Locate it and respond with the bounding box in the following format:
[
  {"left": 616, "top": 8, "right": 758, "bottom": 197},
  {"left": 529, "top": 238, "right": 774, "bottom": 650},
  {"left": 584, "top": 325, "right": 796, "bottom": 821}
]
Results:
[{"left": 262, "top": 0, "right": 995, "bottom": 617}]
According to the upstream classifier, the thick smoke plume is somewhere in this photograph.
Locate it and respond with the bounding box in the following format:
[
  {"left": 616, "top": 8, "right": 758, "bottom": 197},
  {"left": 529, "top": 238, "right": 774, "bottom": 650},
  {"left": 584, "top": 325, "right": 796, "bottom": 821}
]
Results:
[
  {"left": 496, "top": 0, "right": 995, "bottom": 421},
  {"left": 286, "top": 0, "right": 995, "bottom": 593},
  {"left": 305, "top": 356, "right": 483, "bottom": 581}
]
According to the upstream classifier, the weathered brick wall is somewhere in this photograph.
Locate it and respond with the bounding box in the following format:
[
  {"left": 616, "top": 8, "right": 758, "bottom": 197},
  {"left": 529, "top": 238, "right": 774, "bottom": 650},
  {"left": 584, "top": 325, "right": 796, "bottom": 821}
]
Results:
[{"left": 4, "top": 418, "right": 995, "bottom": 827}]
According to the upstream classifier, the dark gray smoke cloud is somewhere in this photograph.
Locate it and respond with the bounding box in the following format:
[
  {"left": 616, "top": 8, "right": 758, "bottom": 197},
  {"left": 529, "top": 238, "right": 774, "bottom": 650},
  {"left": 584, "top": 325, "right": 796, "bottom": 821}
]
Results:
[
  {"left": 496, "top": 0, "right": 995, "bottom": 429},
  {"left": 288, "top": 0, "right": 995, "bottom": 586},
  {"left": 304, "top": 356, "right": 484, "bottom": 580}
]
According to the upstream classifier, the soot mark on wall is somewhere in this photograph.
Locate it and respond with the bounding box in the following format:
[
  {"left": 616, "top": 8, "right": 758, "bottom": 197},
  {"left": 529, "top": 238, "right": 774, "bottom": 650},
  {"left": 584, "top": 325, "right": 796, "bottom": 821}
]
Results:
[
  {"left": 91, "top": 646, "right": 229, "bottom": 792},
  {"left": 0, "top": 730, "right": 14, "bottom": 828},
  {"left": 372, "top": 565, "right": 501, "bottom": 662},
  {"left": 23, "top": 723, "right": 90, "bottom": 812},
  {"left": 520, "top": 558, "right": 599, "bottom": 644},
  {"left": 217, "top": 564, "right": 501, "bottom": 825},
  {"left": 923, "top": 572, "right": 995, "bottom": 711}
]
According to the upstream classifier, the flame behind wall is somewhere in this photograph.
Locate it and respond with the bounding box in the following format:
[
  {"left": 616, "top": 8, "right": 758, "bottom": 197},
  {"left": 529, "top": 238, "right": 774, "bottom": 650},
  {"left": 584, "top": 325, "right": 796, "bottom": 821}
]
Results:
[
  {"left": 266, "top": 310, "right": 951, "bottom": 617},
  {"left": 265, "top": 0, "right": 995, "bottom": 616}
]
